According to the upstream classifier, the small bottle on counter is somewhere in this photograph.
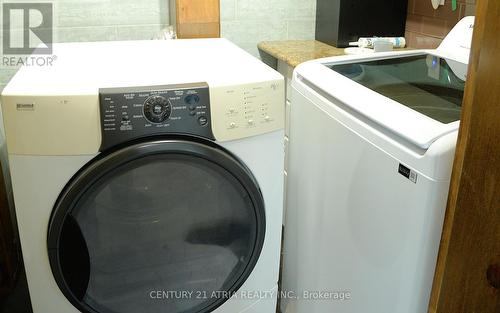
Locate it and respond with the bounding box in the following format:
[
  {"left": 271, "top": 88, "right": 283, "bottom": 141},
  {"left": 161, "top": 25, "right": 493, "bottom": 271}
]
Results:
[{"left": 349, "top": 37, "right": 406, "bottom": 49}]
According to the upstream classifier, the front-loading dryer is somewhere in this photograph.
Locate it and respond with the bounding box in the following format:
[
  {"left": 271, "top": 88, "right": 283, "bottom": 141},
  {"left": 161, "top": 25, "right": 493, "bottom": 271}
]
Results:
[{"left": 1, "top": 39, "right": 284, "bottom": 313}]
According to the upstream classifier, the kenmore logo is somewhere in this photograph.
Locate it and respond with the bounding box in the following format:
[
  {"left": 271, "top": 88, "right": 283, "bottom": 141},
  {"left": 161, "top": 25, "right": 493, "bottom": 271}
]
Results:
[{"left": 16, "top": 103, "right": 34, "bottom": 110}]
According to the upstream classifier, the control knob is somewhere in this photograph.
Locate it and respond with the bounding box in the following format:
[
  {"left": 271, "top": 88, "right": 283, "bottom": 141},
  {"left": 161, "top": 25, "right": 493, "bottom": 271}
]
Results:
[{"left": 143, "top": 95, "right": 172, "bottom": 123}]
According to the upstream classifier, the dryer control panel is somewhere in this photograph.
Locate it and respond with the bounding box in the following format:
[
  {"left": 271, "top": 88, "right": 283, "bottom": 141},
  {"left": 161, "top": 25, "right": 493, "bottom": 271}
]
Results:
[
  {"left": 99, "top": 83, "right": 214, "bottom": 150},
  {"left": 209, "top": 81, "right": 285, "bottom": 142}
]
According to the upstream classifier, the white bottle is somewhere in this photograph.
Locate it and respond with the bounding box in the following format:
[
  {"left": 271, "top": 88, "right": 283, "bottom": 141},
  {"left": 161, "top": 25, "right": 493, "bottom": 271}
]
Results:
[{"left": 349, "top": 37, "right": 406, "bottom": 48}]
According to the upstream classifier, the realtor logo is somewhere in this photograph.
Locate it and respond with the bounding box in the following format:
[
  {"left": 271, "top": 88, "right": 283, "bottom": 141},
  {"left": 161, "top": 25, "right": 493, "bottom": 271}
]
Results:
[{"left": 2, "top": 3, "right": 53, "bottom": 55}]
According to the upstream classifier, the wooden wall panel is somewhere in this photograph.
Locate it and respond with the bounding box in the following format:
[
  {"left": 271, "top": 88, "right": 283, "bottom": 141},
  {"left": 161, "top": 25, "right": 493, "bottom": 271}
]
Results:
[{"left": 429, "top": 0, "right": 500, "bottom": 312}]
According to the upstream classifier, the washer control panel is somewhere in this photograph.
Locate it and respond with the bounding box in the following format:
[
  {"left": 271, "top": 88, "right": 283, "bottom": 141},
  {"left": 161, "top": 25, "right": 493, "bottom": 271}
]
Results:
[{"left": 99, "top": 83, "right": 213, "bottom": 150}]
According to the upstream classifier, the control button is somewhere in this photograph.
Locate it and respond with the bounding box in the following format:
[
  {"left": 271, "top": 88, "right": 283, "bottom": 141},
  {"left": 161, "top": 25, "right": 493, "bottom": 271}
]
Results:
[
  {"left": 247, "top": 119, "right": 254, "bottom": 125},
  {"left": 143, "top": 95, "right": 172, "bottom": 123},
  {"left": 153, "top": 104, "right": 162, "bottom": 114},
  {"left": 189, "top": 111, "right": 196, "bottom": 116},
  {"left": 198, "top": 116, "right": 208, "bottom": 126},
  {"left": 185, "top": 94, "right": 200, "bottom": 105},
  {"left": 229, "top": 108, "right": 236, "bottom": 113},
  {"left": 189, "top": 105, "right": 196, "bottom": 111},
  {"left": 264, "top": 115, "right": 271, "bottom": 121},
  {"left": 229, "top": 122, "right": 237, "bottom": 129}
]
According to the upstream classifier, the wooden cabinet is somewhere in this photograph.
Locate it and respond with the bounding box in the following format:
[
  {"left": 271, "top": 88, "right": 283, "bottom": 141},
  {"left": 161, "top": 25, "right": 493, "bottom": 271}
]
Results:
[{"left": 170, "top": 0, "right": 220, "bottom": 39}]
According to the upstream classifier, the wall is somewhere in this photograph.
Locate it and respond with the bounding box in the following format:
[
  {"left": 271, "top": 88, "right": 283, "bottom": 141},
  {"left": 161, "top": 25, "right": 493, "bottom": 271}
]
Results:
[
  {"left": 0, "top": 0, "right": 480, "bottom": 89},
  {"left": 0, "top": 0, "right": 169, "bottom": 91},
  {"left": 0, "top": 0, "right": 319, "bottom": 89},
  {"left": 0, "top": 0, "right": 320, "bottom": 89},
  {"left": 406, "top": 0, "right": 476, "bottom": 48},
  {"left": 220, "top": 0, "right": 316, "bottom": 57}
]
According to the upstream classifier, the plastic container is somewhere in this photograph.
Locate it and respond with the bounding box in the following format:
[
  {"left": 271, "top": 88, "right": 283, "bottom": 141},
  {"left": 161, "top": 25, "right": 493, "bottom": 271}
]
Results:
[{"left": 349, "top": 37, "right": 406, "bottom": 48}]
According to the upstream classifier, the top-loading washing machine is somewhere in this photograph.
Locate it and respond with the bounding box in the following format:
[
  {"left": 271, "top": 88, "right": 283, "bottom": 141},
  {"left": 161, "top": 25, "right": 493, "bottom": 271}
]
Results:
[
  {"left": 1, "top": 39, "right": 284, "bottom": 313},
  {"left": 282, "top": 17, "right": 474, "bottom": 313}
]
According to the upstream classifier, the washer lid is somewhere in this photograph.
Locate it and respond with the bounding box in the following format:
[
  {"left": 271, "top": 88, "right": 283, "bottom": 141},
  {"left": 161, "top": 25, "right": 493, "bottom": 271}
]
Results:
[
  {"left": 294, "top": 50, "right": 467, "bottom": 150},
  {"left": 437, "top": 16, "right": 475, "bottom": 64}
]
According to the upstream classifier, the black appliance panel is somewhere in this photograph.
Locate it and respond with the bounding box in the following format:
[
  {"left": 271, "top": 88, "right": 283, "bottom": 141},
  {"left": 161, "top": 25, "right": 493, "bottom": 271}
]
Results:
[{"left": 99, "top": 83, "right": 214, "bottom": 151}]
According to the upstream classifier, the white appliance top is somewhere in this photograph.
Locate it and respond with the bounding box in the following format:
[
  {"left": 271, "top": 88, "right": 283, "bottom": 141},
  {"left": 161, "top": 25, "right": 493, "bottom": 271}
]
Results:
[
  {"left": 437, "top": 16, "right": 474, "bottom": 63},
  {"left": 1, "top": 39, "right": 285, "bottom": 155},
  {"left": 293, "top": 17, "right": 474, "bottom": 150},
  {"left": 2, "top": 38, "right": 282, "bottom": 96}
]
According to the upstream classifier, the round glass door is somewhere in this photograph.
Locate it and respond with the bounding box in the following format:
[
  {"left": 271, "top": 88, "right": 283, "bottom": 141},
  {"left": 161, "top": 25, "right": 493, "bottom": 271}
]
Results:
[{"left": 48, "top": 138, "right": 265, "bottom": 313}]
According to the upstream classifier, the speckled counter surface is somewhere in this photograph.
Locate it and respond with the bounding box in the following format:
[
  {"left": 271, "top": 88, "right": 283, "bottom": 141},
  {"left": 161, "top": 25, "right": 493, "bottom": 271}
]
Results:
[{"left": 258, "top": 40, "right": 346, "bottom": 68}]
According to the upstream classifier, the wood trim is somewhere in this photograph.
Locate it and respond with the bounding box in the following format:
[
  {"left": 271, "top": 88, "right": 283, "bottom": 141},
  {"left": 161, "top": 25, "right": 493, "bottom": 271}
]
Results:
[
  {"left": 173, "top": 0, "right": 220, "bottom": 39},
  {"left": 429, "top": 0, "right": 500, "bottom": 312}
]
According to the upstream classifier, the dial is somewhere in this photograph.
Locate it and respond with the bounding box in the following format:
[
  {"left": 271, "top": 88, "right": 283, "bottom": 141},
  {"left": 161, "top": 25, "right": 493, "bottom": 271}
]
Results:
[
  {"left": 143, "top": 95, "right": 172, "bottom": 123},
  {"left": 185, "top": 94, "right": 200, "bottom": 105}
]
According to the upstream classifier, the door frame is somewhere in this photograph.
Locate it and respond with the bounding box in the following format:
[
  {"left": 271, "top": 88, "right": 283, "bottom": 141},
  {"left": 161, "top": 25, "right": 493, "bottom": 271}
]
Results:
[{"left": 429, "top": 1, "right": 500, "bottom": 312}]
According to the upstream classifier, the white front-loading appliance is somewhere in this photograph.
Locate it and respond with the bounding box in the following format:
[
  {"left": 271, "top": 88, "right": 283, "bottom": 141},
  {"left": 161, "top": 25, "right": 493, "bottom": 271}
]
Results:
[
  {"left": 281, "top": 17, "right": 474, "bottom": 313},
  {"left": 1, "top": 39, "right": 284, "bottom": 313}
]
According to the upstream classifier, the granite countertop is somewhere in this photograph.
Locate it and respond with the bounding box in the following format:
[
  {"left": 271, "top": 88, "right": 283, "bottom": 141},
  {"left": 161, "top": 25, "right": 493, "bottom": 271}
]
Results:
[
  {"left": 258, "top": 40, "right": 346, "bottom": 68},
  {"left": 258, "top": 40, "right": 412, "bottom": 68}
]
